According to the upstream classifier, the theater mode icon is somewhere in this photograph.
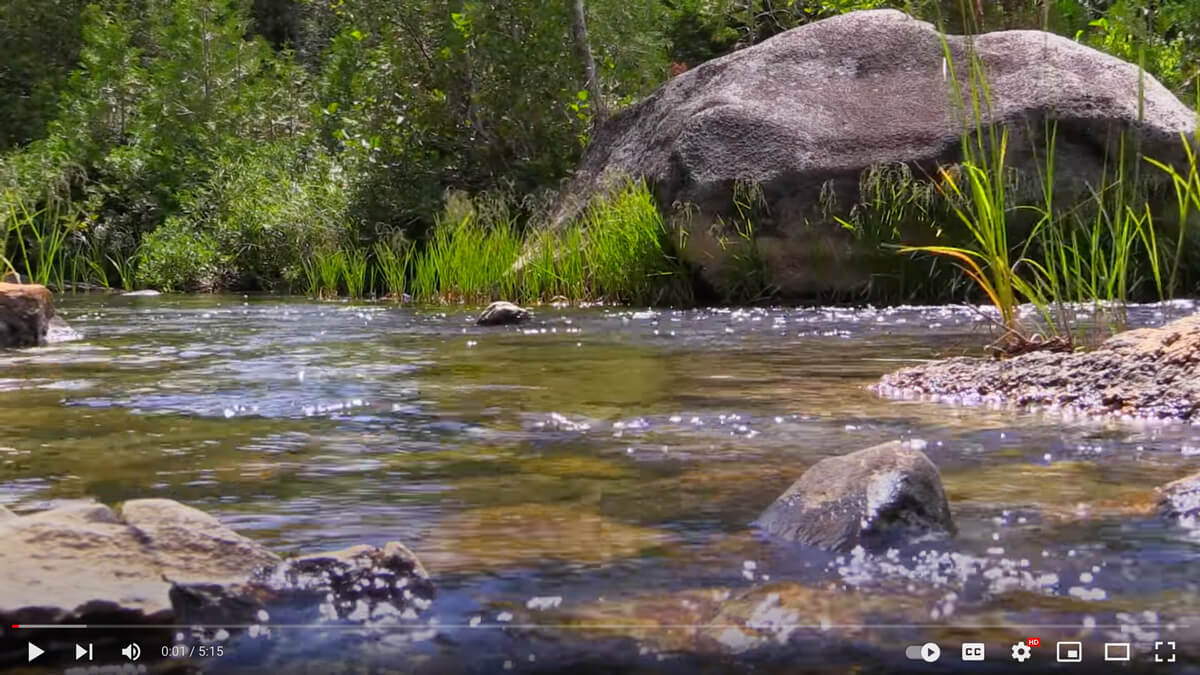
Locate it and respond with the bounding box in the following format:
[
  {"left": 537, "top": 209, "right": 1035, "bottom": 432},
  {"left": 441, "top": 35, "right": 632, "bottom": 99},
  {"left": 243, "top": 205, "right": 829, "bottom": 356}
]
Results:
[
  {"left": 961, "top": 642, "right": 985, "bottom": 661},
  {"left": 1105, "top": 643, "right": 1131, "bottom": 661}
]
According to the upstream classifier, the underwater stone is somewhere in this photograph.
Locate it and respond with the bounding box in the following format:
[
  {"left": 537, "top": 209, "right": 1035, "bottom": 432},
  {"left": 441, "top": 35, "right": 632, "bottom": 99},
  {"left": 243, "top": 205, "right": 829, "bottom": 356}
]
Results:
[
  {"left": 1159, "top": 472, "right": 1200, "bottom": 525},
  {"left": 756, "top": 441, "right": 955, "bottom": 552}
]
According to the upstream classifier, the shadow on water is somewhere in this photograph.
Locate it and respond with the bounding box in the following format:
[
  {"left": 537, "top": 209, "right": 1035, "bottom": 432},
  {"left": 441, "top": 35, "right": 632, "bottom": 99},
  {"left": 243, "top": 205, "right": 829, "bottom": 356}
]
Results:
[{"left": 3, "top": 295, "right": 1200, "bottom": 671}]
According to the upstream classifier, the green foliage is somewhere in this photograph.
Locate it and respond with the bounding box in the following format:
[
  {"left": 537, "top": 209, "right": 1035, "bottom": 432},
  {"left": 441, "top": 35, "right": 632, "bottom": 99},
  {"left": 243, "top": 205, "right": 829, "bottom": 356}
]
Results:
[
  {"left": 343, "top": 247, "right": 370, "bottom": 298},
  {"left": 709, "top": 181, "right": 772, "bottom": 304},
  {"left": 373, "top": 241, "right": 413, "bottom": 299},
  {"left": 1078, "top": 1, "right": 1200, "bottom": 97},
  {"left": 663, "top": 0, "right": 909, "bottom": 66},
  {"left": 578, "top": 180, "right": 693, "bottom": 305},
  {"left": 1, "top": 0, "right": 1199, "bottom": 310},
  {"left": 174, "top": 142, "right": 351, "bottom": 290},
  {"left": 1145, "top": 134, "right": 1200, "bottom": 296},
  {"left": 137, "top": 218, "right": 220, "bottom": 291},
  {"left": 408, "top": 191, "right": 523, "bottom": 303}
]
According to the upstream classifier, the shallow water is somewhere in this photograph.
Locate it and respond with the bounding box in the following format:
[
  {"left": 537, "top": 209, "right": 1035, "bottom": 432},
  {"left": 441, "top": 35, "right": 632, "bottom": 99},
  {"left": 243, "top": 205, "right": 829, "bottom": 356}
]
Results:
[{"left": 3, "top": 296, "right": 1200, "bottom": 672}]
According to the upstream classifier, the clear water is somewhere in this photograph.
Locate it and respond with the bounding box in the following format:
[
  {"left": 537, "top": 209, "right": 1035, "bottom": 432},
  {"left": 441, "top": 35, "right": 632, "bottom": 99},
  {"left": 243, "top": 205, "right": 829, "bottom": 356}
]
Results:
[{"left": 3, "top": 295, "right": 1200, "bottom": 672}]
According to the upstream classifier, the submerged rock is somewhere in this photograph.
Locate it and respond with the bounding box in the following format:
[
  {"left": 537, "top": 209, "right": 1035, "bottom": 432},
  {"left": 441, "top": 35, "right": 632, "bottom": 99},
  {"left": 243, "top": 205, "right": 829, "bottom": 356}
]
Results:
[
  {"left": 876, "top": 313, "right": 1200, "bottom": 421},
  {"left": 249, "top": 542, "right": 434, "bottom": 624},
  {"left": 555, "top": 10, "right": 1194, "bottom": 299},
  {"left": 476, "top": 300, "right": 531, "bottom": 326},
  {"left": 173, "top": 542, "right": 435, "bottom": 627},
  {"left": 45, "top": 315, "right": 82, "bottom": 343},
  {"left": 1158, "top": 472, "right": 1200, "bottom": 526},
  {"left": 756, "top": 441, "right": 955, "bottom": 552},
  {"left": 0, "top": 282, "right": 54, "bottom": 348},
  {"left": 121, "top": 289, "right": 162, "bottom": 297}
]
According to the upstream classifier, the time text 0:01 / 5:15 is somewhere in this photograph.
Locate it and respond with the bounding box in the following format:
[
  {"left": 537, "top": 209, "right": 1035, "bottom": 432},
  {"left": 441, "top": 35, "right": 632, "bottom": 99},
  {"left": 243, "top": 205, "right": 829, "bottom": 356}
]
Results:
[{"left": 163, "top": 645, "right": 225, "bottom": 658}]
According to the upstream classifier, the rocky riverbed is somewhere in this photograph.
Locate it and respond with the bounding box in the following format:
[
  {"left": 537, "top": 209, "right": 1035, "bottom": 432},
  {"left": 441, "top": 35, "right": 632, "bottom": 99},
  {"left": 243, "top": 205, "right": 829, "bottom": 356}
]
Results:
[
  {"left": 4, "top": 297, "right": 1200, "bottom": 672},
  {"left": 876, "top": 312, "right": 1200, "bottom": 422}
]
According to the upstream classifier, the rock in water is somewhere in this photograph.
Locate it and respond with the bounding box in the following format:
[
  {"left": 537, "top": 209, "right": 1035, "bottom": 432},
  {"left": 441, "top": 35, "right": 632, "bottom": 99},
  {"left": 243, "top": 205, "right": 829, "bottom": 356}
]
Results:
[
  {"left": 0, "top": 500, "right": 280, "bottom": 626},
  {"left": 46, "top": 315, "right": 82, "bottom": 343},
  {"left": 0, "top": 500, "right": 435, "bottom": 660},
  {"left": 247, "top": 542, "right": 435, "bottom": 625},
  {"left": 756, "top": 441, "right": 955, "bottom": 552},
  {"left": 556, "top": 10, "right": 1195, "bottom": 298},
  {"left": 476, "top": 301, "right": 531, "bottom": 326},
  {"left": 1159, "top": 473, "right": 1200, "bottom": 525},
  {"left": 0, "top": 282, "right": 54, "bottom": 348}
]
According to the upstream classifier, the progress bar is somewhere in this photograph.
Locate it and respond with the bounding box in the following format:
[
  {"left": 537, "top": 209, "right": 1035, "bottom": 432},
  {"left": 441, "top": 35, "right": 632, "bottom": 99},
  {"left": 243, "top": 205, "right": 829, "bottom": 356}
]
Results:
[{"left": 9, "top": 623, "right": 1194, "bottom": 630}]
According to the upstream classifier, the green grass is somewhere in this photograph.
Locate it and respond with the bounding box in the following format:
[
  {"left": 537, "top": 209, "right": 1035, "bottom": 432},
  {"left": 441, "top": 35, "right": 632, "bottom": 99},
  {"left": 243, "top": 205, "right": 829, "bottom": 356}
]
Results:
[
  {"left": 343, "top": 248, "right": 369, "bottom": 299},
  {"left": 2, "top": 187, "right": 77, "bottom": 288},
  {"left": 1145, "top": 132, "right": 1200, "bottom": 297},
  {"left": 296, "top": 181, "right": 693, "bottom": 306},
  {"left": 373, "top": 241, "right": 413, "bottom": 300}
]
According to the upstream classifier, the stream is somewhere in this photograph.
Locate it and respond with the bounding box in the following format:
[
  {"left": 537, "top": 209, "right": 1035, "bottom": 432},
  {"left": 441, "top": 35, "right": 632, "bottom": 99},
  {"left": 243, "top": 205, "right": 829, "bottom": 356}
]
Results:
[{"left": 3, "top": 295, "right": 1200, "bottom": 672}]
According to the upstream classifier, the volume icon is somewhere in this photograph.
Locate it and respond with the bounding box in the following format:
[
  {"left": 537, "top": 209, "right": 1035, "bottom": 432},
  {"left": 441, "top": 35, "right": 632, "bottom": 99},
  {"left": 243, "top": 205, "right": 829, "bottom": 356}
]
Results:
[{"left": 121, "top": 643, "right": 141, "bottom": 661}]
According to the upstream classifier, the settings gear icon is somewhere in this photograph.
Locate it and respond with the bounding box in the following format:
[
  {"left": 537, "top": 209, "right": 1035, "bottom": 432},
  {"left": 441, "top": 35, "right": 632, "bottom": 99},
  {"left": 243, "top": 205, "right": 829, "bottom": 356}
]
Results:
[{"left": 1011, "top": 641, "right": 1032, "bottom": 662}]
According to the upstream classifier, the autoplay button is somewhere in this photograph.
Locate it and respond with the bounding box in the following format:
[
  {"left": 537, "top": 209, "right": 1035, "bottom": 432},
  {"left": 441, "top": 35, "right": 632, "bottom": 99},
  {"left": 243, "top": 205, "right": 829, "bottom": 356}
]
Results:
[
  {"left": 27, "top": 642, "right": 44, "bottom": 662},
  {"left": 921, "top": 642, "right": 941, "bottom": 663}
]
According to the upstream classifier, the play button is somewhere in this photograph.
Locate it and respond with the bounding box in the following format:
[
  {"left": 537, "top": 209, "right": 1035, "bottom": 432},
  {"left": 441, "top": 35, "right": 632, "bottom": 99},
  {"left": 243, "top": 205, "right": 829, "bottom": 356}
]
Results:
[
  {"left": 27, "top": 642, "right": 44, "bottom": 662},
  {"left": 921, "top": 642, "right": 941, "bottom": 663}
]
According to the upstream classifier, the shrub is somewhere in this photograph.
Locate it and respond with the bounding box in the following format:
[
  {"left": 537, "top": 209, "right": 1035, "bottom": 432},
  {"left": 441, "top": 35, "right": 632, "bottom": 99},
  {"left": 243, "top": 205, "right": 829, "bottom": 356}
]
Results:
[{"left": 137, "top": 217, "right": 221, "bottom": 291}]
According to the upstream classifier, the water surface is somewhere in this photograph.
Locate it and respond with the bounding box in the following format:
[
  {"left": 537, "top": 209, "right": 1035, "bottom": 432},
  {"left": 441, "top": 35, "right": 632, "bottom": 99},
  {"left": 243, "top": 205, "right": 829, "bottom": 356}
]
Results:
[{"left": 3, "top": 296, "right": 1200, "bottom": 672}]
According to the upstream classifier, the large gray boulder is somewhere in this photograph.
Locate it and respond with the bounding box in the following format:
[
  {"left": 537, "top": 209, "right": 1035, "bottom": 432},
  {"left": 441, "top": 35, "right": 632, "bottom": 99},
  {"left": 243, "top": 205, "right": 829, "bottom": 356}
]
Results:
[
  {"left": 756, "top": 441, "right": 955, "bottom": 551},
  {"left": 558, "top": 10, "right": 1195, "bottom": 298}
]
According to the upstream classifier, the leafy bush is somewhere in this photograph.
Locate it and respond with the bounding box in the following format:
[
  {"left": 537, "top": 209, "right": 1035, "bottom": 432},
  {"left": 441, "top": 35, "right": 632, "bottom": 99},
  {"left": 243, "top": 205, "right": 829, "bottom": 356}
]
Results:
[{"left": 137, "top": 218, "right": 221, "bottom": 291}]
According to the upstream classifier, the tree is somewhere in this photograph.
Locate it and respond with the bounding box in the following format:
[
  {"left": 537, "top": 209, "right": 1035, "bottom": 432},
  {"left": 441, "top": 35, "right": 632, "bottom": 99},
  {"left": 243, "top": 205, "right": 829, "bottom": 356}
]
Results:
[{"left": 570, "top": 0, "right": 605, "bottom": 123}]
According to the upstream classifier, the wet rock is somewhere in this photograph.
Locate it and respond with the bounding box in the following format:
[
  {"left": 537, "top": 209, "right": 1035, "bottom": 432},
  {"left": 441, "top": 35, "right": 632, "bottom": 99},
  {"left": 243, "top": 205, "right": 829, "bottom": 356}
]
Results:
[
  {"left": 756, "top": 441, "right": 955, "bottom": 552},
  {"left": 122, "top": 289, "right": 162, "bottom": 297},
  {"left": 250, "top": 542, "right": 435, "bottom": 624},
  {"left": 476, "top": 300, "right": 531, "bottom": 326},
  {"left": 876, "top": 313, "right": 1200, "bottom": 422},
  {"left": 0, "top": 282, "right": 54, "bottom": 348},
  {"left": 554, "top": 10, "right": 1194, "bottom": 299},
  {"left": 45, "top": 315, "right": 82, "bottom": 343},
  {"left": 0, "top": 500, "right": 280, "bottom": 626},
  {"left": 0, "top": 500, "right": 436, "bottom": 662},
  {"left": 170, "top": 542, "right": 435, "bottom": 628},
  {"left": 1158, "top": 472, "right": 1200, "bottom": 525}
]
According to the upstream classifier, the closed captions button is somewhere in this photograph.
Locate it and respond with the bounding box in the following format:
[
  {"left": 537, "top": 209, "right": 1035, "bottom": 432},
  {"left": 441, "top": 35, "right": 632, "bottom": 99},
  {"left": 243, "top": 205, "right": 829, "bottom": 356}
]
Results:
[{"left": 962, "top": 642, "right": 985, "bottom": 661}]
